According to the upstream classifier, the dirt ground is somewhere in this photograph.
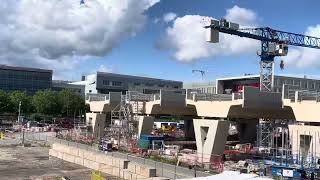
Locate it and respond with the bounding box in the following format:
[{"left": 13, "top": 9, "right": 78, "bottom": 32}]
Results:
[{"left": 0, "top": 138, "right": 96, "bottom": 180}]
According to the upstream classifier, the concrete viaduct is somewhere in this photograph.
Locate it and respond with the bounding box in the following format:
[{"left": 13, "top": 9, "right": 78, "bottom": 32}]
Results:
[{"left": 86, "top": 87, "right": 320, "bottom": 162}]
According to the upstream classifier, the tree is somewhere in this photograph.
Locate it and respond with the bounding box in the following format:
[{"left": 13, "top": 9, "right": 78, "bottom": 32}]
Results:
[
  {"left": 9, "top": 91, "right": 33, "bottom": 115},
  {"left": 0, "top": 90, "right": 13, "bottom": 113},
  {"left": 32, "top": 90, "right": 61, "bottom": 116},
  {"left": 58, "top": 89, "right": 85, "bottom": 117}
]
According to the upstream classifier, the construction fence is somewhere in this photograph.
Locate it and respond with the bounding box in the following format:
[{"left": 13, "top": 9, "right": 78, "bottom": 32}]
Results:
[{"left": 22, "top": 131, "right": 212, "bottom": 179}]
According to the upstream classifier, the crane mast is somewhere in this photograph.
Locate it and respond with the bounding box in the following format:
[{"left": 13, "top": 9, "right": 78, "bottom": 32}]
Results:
[{"left": 205, "top": 19, "right": 320, "bottom": 92}]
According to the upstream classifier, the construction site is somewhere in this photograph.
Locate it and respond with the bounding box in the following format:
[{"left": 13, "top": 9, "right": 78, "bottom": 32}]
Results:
[
  {"left": 81, "top": 18, "right": 320, "bottom": 179},
  {"left": 1, "top": 1, "right": 320, "bottom": 180}
]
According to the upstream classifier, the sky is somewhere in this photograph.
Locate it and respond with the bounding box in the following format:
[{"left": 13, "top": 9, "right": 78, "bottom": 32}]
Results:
[{"left": 1, "top": 0, "right": 320, "bottom": 82}]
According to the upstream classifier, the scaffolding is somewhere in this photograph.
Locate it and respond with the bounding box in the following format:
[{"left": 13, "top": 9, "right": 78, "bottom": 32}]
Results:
[
  {"left": 107, "top": 91, "right": 156, "bottom": 150},
  {"left": 256, "top": 119, "right": 273, "bottom": 149}
]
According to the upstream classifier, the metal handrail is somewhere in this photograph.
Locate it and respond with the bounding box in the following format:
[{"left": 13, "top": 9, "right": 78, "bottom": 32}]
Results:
[
  {"left": 194, "top": 93, "right": 233, "bottom": 101},
  {"left": 126, "top": 91, "right": 157, "bottom": 102},
  {"left": 297, "top": 91, "right": 320, "bottom": 102},
  {"left": 86, "top": 93, "right": 110, "bottom": 102}
]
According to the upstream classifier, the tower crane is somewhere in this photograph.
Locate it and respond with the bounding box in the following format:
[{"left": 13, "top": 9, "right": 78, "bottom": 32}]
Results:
[
  {"left": 192, "top": 69, "right": 206, "bottom": 80},
  {"left": 205, "top": 19, "right": 320, "bottom": 92}
]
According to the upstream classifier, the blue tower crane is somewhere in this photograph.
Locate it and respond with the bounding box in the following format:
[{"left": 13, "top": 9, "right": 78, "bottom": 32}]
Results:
[{"left": 205, "top": 19, "right": 320, "bottom": 92}]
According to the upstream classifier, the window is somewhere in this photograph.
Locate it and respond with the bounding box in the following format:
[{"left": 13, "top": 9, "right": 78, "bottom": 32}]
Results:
[
  {"left": 145, "top": 83, "right": 153, "bottom": 87},
  {"left": 277, "top": 79, "right": 281, "bottom": 86},
  {"left": 294, "top": 80, "right": 300, "bottom": 86},
  {"left": 310, "top": 82, "right": 315, "bottom": 89},
  {"left": 286, "top": 79, "right": 293, "bottom": 85},
  {"left": 174, "top": 86, "right": 179, "bottom": 89},
  {"left": 103, "top": 80, "right": 110, "bottom": 85},
  {"left": 134, "top": 82, "right": 141, "bottom": 86},
  {"left": 303, "top": 81, "right": 308, "bottom": 89},
  {"left": 112, "top": 81, "right": 122, "bottom": 86},
  {"left": 158, "top": 84, "right": 165, "bottom": 88}
]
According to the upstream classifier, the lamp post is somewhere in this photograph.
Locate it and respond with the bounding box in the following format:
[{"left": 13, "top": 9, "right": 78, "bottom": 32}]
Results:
[{"left": 18, "top": 101, "right": 21, "bottom": 123}]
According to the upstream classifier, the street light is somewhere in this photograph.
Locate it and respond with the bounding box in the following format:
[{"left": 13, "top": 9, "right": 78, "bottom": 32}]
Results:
[{"left": 18, "top": 101, "right": 21, "bottom": 123}]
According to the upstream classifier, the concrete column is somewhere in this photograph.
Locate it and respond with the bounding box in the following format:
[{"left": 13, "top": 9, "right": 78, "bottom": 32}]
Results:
[
  {"left": 86, "top": 113, "right": 106, "bottom": 139},
  {"left": 184, "top": 119, "right": 195, "bottom": 140},
  {"left": 193, "top": 119, "right": 229, "bottom": 164},
  {"left": 138, "top": 116, "right": 155, "bottom": 138},
  {"left": 237, "top": 119, "right": 259, "bottom": 144}
]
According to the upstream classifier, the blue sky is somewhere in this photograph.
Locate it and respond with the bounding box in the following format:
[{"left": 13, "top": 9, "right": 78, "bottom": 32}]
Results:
[
  {"left": 1, "top": 0, "right": 320, "bottom": 82},
  {"left": 78, "top": 0, "right": 320, "bottom": 83}
]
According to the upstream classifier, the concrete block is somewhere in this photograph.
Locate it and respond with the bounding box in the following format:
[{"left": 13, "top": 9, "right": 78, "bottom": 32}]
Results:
[
  {"left": 112, "top": 167, "right": 121, "bottom": 177},
  {"left": 68, "top": 146, "right": 79, "bottom": 156},
  {"left": 112, "top": 158, "right": 128, "bottom": 168},
  {"left": 137, "top": 175, "right": 147, "bottom": 179},
  {"left": 84, "top": 159, "right": 99, "bottom": 170},
  {"left": 83, "top": 150, "right": 96, "bottom": 161},
  {"left": 57, "top": 151, "right": 64, "bottom": 159},
  {"left": 128, "top": 163, "right": 156, "bottom": 177},
  {"left": 52, "top": 143, "right": 65, "bottom": 152},
  {"left": 63, "top": 153, "right": 75, "bottom": 163},
  {"left": 75, "top": 157, "right": 84, "bottom": 166},
  {"left": 78, "top": 148, "right": 86, "bottom": 158},
  {"left": 49, "top": 149, "right": 58, "bottom": 157},
  {"left": 99, "top": 163, "right": 113, "bottom": 174},
  {"left": 127, "top": 163, "right": 137, "bottom": 174},
  {"left": 122, "top": 169, "right": 139, "bottom": 180},
  {"left": 140, "top": 166, "right": 156, "bottom": 177},
  {"left": 106, "top": 156, "right": 113, "bottom": 166},
  {"left": 95, "top": 153, "right": 108, "bottom": 164},
  {"left": 112, "top": 158, "right": 119, "bottom": 168}
]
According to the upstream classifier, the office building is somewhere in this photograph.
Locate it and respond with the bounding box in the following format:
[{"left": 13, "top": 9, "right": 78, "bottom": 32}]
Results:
[
  {"left": 52, "top": 80, "right": 85, "bottom": 97},
  {"left": 81, "top": 72, "right": 183, "bottom": 96},
  {"left": 216, "top": 74, "right": 320, "bottom": 94},
  {"left": 0, "top": 64, "right": 52, "bottom": 95},
  {"left": 183, "top": 81, "right": 216, "bottom": 94}
]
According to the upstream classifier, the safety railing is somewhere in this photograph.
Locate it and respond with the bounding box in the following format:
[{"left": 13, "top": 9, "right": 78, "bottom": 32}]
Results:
[
  {"left": 126, "top": 91, "right": 156, "bottom": 102},
  {"left": 297, "top": 91, "right": 320, "bottom": 102},
  {"left": 194, "top": 93, "right": 233, "bottom": 101},
  {"left": 282, "top": 84, "right": 301, "bottom": 102},
  {"left": 86, "top": 93, "right": 110, "bottom": 102},
  {"left": 233, "top": 92, "right": 243, "bottom": 100},
  {"left": 154, "top": 94, "right": 161, "bottom": 101}
]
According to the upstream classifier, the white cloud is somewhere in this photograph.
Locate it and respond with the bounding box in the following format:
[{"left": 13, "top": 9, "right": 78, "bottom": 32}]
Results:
[
  {"left": 225, "top": 5, "right": 257, "bottom": 26},
  {"left": 0, "top": 0, "right": 159, "bottom": 75},
  {"left": 158, "top": 6, "right": 259, "bottom": 62},
  {"left": 163, "top": 12, "right": 177, "bottom": 23},
  {"left": 98, "top": 64, "right": 112, "bottom": 72},
  {"left": 284, "top": 25, "right": 320, "bottom": 68}
]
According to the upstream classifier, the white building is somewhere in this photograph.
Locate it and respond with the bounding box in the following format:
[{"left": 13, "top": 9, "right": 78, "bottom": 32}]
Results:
[{"left": 183, "top": 81, "right": 216, "bottom": 94}]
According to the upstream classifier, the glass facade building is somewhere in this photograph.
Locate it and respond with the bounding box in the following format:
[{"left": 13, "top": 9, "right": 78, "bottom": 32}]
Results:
[{"left": 0, "top": 65, "right": 52, "bottom": 95}]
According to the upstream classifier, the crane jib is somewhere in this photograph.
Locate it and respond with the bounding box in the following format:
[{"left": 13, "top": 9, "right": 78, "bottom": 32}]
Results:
[{"left": 208, "top": 26, "right": 320, "bottom": 49}]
